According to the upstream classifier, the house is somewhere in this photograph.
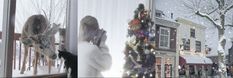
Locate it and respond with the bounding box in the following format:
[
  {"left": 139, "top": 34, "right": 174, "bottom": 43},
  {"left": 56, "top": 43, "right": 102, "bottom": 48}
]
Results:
[
  {"left": 154, "top": 10, "right": 179, "bottom": 78},
  {"left": 175, "top": 17, "right": 212, "bottom": 77}
]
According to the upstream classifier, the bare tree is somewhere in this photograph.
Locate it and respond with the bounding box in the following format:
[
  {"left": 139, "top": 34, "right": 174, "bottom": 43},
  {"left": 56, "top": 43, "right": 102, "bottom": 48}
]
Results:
[
  {"left": 15, "top": 0, "right": 67, "bottom": 32},
  {"left": 30, "top": 0, "right": 67, "bottom": 27},
  {"left": 181, "top": 0, "right": 233, "bottom": 78}
]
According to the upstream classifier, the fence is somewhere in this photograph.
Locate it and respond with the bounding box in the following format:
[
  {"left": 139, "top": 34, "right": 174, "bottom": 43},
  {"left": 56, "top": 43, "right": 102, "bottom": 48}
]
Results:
[{"left": 0, "top": 30, "right": 66, "bottom": 76}]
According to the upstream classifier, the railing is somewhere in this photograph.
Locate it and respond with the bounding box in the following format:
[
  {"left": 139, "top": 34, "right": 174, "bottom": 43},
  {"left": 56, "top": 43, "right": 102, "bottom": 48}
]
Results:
[
  {"left": 12, "top": 40, "right": 65, "bottom": 77},
  {"left": 6, "top": 31, "right": 66, "bottom": 77}
]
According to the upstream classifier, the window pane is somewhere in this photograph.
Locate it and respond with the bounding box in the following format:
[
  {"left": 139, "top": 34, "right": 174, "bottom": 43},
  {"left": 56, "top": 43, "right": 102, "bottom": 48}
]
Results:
[
  {"left": 196, "top": 41, "right": 201, "bottom": 52},
  {"left": 13, "top": 0, "right": 67, "bottom": 77},
  {"left": 183, "top": 39, "right": 190, "bottom": 50},
  {"left": 161, "top": 29, "right": 165, "bottom": 35},
  {"left": 164, "top": 29, "right": 169, "bottom": 35},
  {"left": 165, "top": 42, "right": 168, "bottom": 47},
  {"left": 159, "top": 28, "right": 170, "bottom": 48},
  {"left": 190, "top": 28, "right": 195, "bottom": 38},
  {"left": 161, "top": 36, "right": 165, "bottom": 41}
]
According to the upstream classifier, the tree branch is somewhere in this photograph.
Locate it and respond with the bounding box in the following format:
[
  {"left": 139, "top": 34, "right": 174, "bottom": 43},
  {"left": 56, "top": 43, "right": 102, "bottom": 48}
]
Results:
[
  {"left": 224, "top": 4, "right": 233, "bottom": 14},
  {"left": 216, "top": 0, "right": 221, "bottom": 8},
  {"left": 181, "top": 0, "right": 196, "bottom": 11},
  {"left": 225, "top": 24, "right": 233, "bottom": 27},
  {"left": 195, "top": 11, "right": 221, "bottom": 29},
  {"left": 207, "top": 8, "right": 218, "bottom": 15}
]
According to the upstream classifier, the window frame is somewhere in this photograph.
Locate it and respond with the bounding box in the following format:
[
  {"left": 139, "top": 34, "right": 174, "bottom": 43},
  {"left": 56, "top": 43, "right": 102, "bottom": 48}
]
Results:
[
  {"left": 159, "top": 27, "right": 170, "bottom": 49},
  {"left": 0, "top": 0, "right": 16, "bottom": 77}
]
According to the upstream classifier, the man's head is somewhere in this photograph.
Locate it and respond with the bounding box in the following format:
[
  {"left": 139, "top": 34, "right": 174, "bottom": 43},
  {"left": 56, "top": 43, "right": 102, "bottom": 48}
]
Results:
[{"left": 79, "top": 16, "right": 100, "bottom": 42}]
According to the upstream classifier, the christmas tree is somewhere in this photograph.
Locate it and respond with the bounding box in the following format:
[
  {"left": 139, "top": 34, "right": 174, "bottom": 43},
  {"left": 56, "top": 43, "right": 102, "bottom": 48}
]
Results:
[{"left": 123, "top": 3, "right": 156, "bottom": 78}]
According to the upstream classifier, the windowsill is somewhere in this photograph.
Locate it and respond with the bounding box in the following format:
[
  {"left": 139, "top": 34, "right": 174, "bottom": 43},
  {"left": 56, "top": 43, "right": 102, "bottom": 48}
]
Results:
[
  {"left": 16, "top": 73, "right": 67, "bottom": 78},
  {"left": 159, "top": 46, "right": 170, "bottom": 49}
]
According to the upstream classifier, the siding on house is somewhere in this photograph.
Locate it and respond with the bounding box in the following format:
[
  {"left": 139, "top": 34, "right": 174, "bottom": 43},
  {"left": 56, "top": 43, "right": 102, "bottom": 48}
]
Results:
[{"left": 176, "top": 17, "right": 206, "bottom": 56}]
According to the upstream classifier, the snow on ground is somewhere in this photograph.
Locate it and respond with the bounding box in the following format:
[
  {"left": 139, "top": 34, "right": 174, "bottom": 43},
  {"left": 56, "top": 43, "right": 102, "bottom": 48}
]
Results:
[
  {"left": 12, "top": 58, "right": 66, "bottom": 77},
  {"left": 10, "top": 41, "right": 67, "bottom": 77},
  {"left": 13, "top": 65, "right": 66, "bottom": 77}
]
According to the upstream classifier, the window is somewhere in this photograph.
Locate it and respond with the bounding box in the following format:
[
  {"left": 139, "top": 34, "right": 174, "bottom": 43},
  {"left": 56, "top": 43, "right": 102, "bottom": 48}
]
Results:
[
  {"left": 155, "top": 10, "right": 164, "bottom": 18},
  {"left": 190, "top": 28, "right": 195, "bottom": 38},
  {"left": 11, "top": 0, "right": 68, "bottom": 77},
  {"left": 159, "top": 27, "right": 170, "bottom": 48},
  {"left": 156, "top": 13, "right": 162, "bottom": 17},
  {"left": 182, "top": 38, "right": 190, "bottom": 50},
  {"left": 196, "top": 41, "right": 201, "bottom": 52}
]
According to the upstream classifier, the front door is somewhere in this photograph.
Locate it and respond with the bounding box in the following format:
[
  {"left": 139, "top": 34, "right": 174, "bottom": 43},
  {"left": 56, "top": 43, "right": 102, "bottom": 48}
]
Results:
[{"left": 164, "top": 57, "right": 173, "bottom": 78}]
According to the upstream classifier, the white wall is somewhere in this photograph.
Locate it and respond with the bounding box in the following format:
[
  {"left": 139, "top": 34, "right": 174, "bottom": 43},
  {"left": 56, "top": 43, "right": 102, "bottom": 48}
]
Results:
[{"left": 177, "top": 18, "right": 206, "bottom": 56}]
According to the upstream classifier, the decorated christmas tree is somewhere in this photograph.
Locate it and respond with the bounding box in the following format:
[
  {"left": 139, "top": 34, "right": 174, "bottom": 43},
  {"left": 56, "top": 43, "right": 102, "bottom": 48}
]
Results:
[{"left": 123, "top": 4, "right": 156, "bottom": 78}]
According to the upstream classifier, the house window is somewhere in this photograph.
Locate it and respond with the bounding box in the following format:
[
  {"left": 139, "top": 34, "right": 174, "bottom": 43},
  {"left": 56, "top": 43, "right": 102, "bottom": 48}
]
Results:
[
  {"left": 190, "top": 28, "right": 195, "bottom": 38},
  {"left": 182, "top": 38, "right": 190, "bottom": 50},
  {"left": 196, "top": 41, "right": 201, "bottom": 52},
  {"left": 159, "top": 27, "right": 170, "bottom": 48},
  {"left": 156, "top": 13, "right": 162, "bottom": 17}
]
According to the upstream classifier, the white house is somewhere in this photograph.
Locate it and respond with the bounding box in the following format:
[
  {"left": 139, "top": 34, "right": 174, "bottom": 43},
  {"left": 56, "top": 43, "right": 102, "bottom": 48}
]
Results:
[{"left": 175, "top": 17, "right": 212, "bottom": 77}]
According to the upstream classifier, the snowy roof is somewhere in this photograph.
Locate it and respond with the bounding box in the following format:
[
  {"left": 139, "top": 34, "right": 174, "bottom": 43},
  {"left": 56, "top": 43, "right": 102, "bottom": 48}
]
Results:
[
  {"left": 181, "top": 55, "right": 212, "bottom": 64},
  {"left": 175, "top": 17, "right": 206, "bottom": 29},
  {"left": 155, "top": 17, "right": 180, "bottom": 28}
]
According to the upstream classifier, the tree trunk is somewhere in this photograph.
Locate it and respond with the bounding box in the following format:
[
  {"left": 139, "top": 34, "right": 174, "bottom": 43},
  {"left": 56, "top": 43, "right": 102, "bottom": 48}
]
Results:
[{"left": 218, "top": 14, "right": 227, "bottom": 78}]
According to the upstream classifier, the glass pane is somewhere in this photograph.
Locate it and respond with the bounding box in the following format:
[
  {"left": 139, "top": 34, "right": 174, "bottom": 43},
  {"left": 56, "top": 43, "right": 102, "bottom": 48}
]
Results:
[
  {"left": 161, "top": 29, "right": 165, "bottom": 35},
  {"left": 165, "top": 42, "right": 168, "bottom": 47},
  {"left": 164, "top": 30, "right": 169, "bottom": 35},
  {"left": 12, "top": 0, "right": 67, "bottom": 77},
  {"left": 161, "top": 36, "right": 165, "bottom": 41}
]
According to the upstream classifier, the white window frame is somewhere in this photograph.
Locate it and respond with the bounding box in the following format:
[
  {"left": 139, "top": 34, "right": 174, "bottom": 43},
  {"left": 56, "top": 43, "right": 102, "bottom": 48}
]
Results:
[{"left": 159, "top": 27, "right": 170, "bottom": 49}]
